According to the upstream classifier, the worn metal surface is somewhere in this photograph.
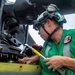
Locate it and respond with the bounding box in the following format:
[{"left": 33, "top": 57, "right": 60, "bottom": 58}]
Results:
[{"left": 0, "top": 62, "right": 41, "bottom": 75}]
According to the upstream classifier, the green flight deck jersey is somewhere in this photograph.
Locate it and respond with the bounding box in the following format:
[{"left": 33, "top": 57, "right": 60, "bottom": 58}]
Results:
[{"left": 40, "top": 29, "right": 75, "bottom": 75}]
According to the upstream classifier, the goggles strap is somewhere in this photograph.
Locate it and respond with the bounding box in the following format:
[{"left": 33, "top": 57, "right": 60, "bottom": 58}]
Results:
[
  {"left": 42, "top": 25, "right": 60, "bottom": 41},
  {"left": 48, "top": 26, "right": 60, "bottom": 41}
]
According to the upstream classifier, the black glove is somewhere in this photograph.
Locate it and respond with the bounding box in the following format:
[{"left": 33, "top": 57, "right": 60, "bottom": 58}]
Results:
[{"left": 32, "top": 44, "right": 43, "bottom": 52}]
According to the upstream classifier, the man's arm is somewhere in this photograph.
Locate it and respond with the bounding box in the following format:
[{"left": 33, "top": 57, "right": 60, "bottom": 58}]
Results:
[
  {"left": 44, "top": 56, "right": 75, "bottom": 71},
  {"left": 18, "top": 55, "right": 40, "bottom": 64},
  {"left": 62, "top": 56, "right": 75, "bottom": 71}
]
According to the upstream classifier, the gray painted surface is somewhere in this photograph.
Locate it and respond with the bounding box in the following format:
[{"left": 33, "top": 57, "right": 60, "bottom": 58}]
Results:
[{"left": 0, "top": 72, "right": 41, "bottom": 75}]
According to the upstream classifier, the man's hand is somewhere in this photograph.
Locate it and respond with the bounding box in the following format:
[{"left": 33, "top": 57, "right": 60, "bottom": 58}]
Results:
[
  {"left": 18, "top": 57, "right": 32, "bottom": 64},
  {"left": 18, "top": 55, "right": 40, "bottom": 64},
  {"left": 44, "top": 56, "right": 64, "bottom": 71}
]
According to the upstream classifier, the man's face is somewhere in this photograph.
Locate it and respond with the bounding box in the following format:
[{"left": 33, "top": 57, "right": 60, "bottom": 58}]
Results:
[
  {"left": 38, "top": 19, "right": 55, "bottom": 40},
  {"left": 38, "top": 23, "right": 49, "bottom": 41}
]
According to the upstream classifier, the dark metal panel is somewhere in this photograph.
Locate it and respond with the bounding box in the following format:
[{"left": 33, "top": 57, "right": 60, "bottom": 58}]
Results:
[
  {"left": 31, "top": 0, "right": 75, "bottom": 14},
  {"left": 16, "top": 25, "right": 35, "bottom": 46}
]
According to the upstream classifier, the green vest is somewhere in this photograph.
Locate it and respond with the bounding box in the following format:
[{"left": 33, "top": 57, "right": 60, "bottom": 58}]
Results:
[{"left": 40, "top": 29, "right": 75, "bottom": 75}]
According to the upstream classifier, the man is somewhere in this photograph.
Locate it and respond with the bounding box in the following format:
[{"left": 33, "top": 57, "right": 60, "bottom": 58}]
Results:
[{"left": 18, "top": 4, "right": 75, "bottom": 75}]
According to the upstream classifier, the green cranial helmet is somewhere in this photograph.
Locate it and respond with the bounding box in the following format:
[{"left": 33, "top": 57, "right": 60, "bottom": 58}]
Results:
[
  {"left": 33, "top": 4, "right": 66, "bottom": 30},
  {"left": 33, "top": 11, "right": 47, "bottom": 30}
]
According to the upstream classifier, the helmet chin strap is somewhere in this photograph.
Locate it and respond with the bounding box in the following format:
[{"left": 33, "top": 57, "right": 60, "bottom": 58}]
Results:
[{"left": 42, "top": 26, "right": 60, "bottom": 41}]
